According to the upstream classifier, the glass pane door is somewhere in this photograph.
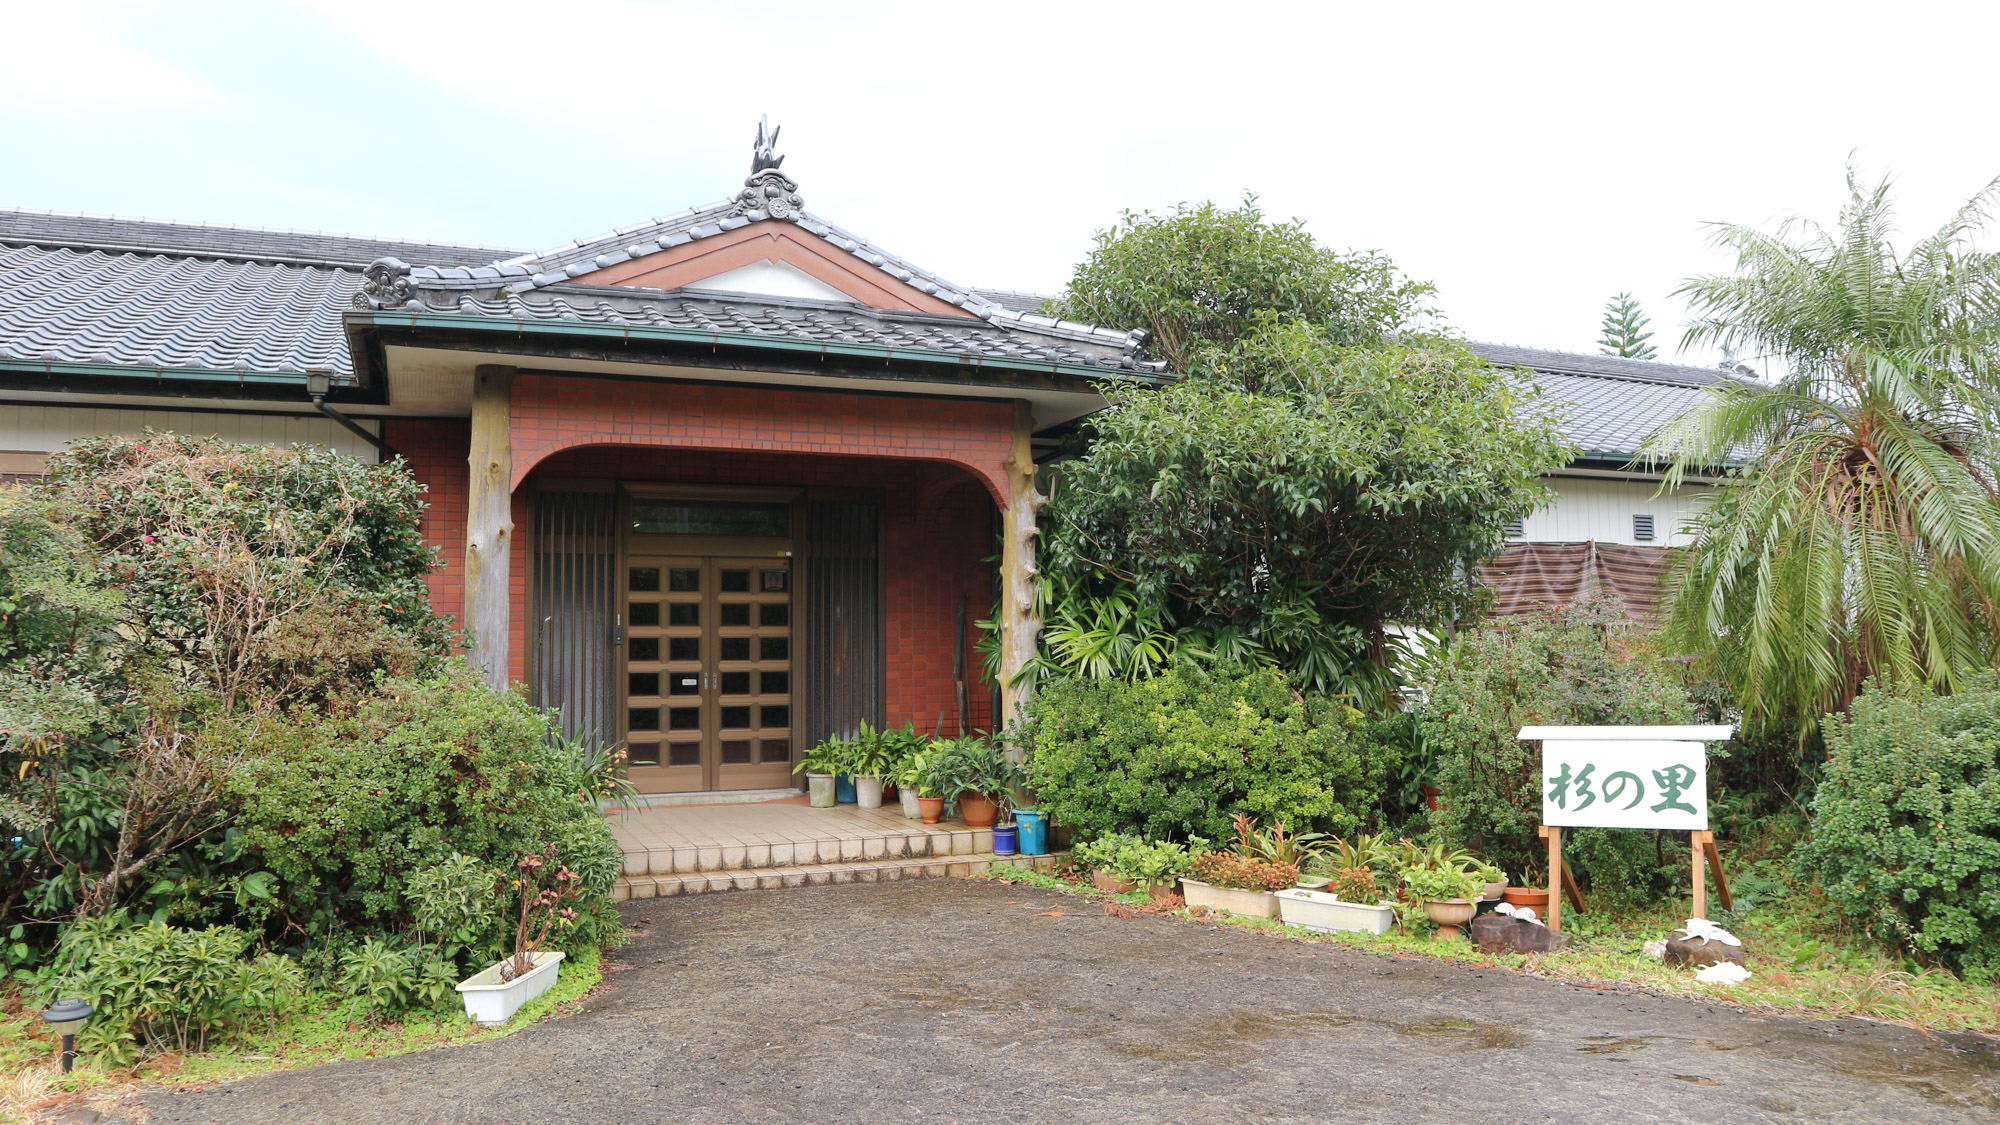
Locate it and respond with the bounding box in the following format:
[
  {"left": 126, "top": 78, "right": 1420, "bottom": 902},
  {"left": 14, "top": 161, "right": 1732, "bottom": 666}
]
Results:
[{"left": 622, "top": 556, "right": 791, "bottom": 792}]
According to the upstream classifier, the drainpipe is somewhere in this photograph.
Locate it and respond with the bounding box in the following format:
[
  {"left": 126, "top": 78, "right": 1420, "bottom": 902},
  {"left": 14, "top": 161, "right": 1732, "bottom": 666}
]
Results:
[{"left": 305, "top": 368, "right": 399, "bottom": 460}]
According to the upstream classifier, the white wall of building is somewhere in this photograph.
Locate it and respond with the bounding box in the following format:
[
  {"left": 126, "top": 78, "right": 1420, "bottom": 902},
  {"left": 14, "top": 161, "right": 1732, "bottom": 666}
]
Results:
[
  {"left": 1515, "top": 474, "right": 1713, "bottom": 547},
  {"left": 0, "top": 403, "right": 381, "bottom": 468}
]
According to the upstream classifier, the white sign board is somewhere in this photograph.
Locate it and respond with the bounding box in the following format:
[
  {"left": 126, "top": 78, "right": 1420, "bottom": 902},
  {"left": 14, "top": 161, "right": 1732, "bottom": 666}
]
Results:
[{"left": 1537, "top": 740, "right": 1709, "bottom": 831}]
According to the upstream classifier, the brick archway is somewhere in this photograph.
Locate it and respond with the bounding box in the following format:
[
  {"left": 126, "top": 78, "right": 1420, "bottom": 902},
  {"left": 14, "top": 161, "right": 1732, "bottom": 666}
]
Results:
[{"left": 507, "top": 373, "right": 1013, "bottom": 507}]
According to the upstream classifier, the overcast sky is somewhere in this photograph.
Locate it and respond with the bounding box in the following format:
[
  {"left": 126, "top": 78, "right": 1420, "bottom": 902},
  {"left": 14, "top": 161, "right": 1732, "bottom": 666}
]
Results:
[{"left": 6, "top": 2, "right": 1998, "bottom": 369}]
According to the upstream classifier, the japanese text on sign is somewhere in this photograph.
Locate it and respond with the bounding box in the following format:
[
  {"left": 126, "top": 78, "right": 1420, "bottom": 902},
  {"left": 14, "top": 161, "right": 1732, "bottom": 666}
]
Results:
[{"left": 1539, "top": 740, "right": 1707, "bottom": 830}]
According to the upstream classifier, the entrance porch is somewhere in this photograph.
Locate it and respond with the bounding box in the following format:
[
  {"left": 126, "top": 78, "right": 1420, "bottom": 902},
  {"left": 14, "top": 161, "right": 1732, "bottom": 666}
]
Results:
[{"left": 609, "top": 800, "right": 1063, "bottom": 901}]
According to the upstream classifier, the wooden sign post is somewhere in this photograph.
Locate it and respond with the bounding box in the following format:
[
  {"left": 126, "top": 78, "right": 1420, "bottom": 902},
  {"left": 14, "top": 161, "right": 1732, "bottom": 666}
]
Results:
[{"left": 1519, "top": 725, "right": 1735, "bottom": 934}]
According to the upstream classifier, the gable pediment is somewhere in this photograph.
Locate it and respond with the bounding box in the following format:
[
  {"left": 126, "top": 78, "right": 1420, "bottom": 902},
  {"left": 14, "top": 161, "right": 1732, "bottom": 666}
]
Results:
[{"left": 570, "top": 219, "right": 976, "bottom": 317}]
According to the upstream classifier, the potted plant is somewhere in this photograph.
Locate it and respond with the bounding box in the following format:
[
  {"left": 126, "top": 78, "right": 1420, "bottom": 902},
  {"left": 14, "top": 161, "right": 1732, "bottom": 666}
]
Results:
[
  {"left": 1279, "top": 834, "right": 1397, "bottom": 934},
  {"left": 933, "top": 733, "right": 1017, "bottom": 829},
  {"left": 793, "top": 738, "right": 847, "bottom": 808},
  {"left": 456, "top": 845, "right": 578, "bottom": 1026},
  {"left": 908, "top": 745, "right": 954, "bottom": 823},
  {"left": 1403, "top": 863, "right": 1485, "bottom": 940},
  {"left": 848, "top": 720, "right": 892, "bottom": 810},
  {"left": 1181, "top": 817, "right": 1299, "bottom": 918},
  {"left": 1073, "top": 834, "right": 1191, "bottom": 900},
  {"left": 884, "top": 723, "right": 930, "bottom": 818},
  {"left": 1473, "top": 860, "right": 1507, "bottom": 902}
]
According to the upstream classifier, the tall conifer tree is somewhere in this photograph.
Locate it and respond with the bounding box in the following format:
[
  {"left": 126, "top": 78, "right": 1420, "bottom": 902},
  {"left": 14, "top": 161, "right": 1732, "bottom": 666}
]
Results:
[{"left": 1598, "top": 292, "right": 1658, "bottom": 359}]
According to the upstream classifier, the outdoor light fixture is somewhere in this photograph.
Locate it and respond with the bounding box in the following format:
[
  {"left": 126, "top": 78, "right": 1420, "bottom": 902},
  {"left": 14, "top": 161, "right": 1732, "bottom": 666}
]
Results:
[
  {"left": 40, "top": 998, "right": 92, "bottom": 1073},
  {"left": 304, "top": 367, "right": 333, "bottom": 401},
  {"left": 300, "top": 367, "right": 401, "bottom": 460}
]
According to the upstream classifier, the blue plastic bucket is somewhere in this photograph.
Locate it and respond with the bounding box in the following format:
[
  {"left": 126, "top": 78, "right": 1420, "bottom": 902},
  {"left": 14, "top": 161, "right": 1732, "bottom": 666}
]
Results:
[
  {"left": 835, "top": 773, "right": 857, "bottom": 804},
  {"left": 1015, "top": 808, "right": 1048, "bottom": 855},
  {"left": 993, "top": 824, "right": 1018, "bottom": 856}
]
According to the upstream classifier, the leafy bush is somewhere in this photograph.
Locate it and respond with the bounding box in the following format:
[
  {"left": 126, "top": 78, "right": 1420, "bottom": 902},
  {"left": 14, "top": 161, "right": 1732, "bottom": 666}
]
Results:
[
  {"left": 1421, "top": 597, "right": 1701, "bottom": 906},
  {"left": 228, "top": 666, "right": 622, "bottom": 962},
  {"left": 1400, "top": 863, "right": 1484, "bottom": 903},
  {"left": 1795, "top": 676, "right": 2000, "bottom": 976},
  {"left": 56, "top": 915, "right": 301, "bottom": 1064},
  {"left": 1020, "top": 665, "right": 1394, "bottom": 843}
]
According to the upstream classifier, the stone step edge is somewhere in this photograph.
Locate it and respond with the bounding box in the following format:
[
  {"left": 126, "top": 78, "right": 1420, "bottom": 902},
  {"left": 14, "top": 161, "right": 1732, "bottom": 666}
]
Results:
[
  {"left": 618, "top": 827, "right": 998, "bottom": 877},
  {"left": 612, "top": 851, "right": 1067, "bottom": 901}
]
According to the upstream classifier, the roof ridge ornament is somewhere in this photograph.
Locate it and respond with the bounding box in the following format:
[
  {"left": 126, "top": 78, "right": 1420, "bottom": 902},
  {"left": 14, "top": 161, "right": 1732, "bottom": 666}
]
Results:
[
  {"left": 733, "top": 115, "right": 803, "bottom": 220},
  {"left": 353, "top": 257, "right": 413, "bottom": 310}
]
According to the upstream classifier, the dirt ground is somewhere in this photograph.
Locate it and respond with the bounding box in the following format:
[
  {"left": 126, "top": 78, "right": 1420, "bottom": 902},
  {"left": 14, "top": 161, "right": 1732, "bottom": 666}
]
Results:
[{"left": 141, "top": 879, "right": 1999, "bottom": 1125}]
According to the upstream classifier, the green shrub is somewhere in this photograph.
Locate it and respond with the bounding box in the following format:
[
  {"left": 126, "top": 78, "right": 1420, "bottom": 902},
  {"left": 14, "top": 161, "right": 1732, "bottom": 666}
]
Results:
[
  {"left": 56, "top": 915, "right": 302, "bottom": 1064},
  {"left": 1795, "top": 676, "right": 2000, "bottom": 976},
  {"left": 1020, "top": 665, "right": 1393, "bottom": 843},
  {"left": 1421, "top": 597, "right": 1701, "bottom": 905},
  {"left": 227, "top": 665, "right": 621, "bottom": 963}
]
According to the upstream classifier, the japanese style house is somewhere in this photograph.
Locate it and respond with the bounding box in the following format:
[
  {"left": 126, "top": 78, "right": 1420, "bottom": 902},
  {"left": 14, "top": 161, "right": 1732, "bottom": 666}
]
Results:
[
  {"left": 0, "top": 124, "right": 1164, "bottom": 797},
  {"left": 0, "top": 123, "right": 1734, "bottom": 801}
]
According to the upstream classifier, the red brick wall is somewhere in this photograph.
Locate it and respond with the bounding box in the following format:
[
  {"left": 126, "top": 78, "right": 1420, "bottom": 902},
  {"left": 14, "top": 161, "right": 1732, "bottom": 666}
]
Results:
[
  {"left": 506, "top": 374, "right": 1014, "bottom": 506},
  {"left": 382, "top": 419, "right": 470, "bottom": 623}
]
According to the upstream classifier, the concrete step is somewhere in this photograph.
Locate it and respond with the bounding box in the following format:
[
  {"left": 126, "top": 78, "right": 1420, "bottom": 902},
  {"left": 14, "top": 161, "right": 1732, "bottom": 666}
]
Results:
[
  {"left": 616, "top": 817, "right": 999, "bottom": 878},
  {"left": 612, "top": 851, "right": 1066, "bottom": 901}
]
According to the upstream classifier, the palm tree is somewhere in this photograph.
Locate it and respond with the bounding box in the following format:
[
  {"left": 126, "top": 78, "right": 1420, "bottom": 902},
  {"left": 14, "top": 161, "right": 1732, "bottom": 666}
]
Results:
[{"left": 1647, "top": 168, "right": 2000, "bottom": 732}]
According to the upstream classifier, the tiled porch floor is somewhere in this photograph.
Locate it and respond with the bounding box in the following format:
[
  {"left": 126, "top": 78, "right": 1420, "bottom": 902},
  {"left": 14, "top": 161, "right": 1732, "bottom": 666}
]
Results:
[{"left": 608, "top": 799, "right": 998, "bottom": 878}]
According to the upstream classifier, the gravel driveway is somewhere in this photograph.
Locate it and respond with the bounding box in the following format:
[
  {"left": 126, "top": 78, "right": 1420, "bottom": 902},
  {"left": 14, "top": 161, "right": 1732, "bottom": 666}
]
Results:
[{"left": 146, "top": 879, "right": 1999, "bottom": 1124}]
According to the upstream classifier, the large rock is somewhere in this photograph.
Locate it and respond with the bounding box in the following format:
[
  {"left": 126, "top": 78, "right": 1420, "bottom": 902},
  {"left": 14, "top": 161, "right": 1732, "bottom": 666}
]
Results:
[
  {"left": 1470, "top": 912, "right": 1566, "bottom": 954},
  {"left": 1664, "top": 933, "right": 1745, "bottom": 969}
]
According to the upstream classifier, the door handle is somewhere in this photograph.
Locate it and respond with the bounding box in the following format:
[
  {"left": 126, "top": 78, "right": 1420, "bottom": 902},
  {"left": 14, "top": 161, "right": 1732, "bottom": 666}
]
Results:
[{"left": 611, "top": 613, "right": 625, "bottom": 646}]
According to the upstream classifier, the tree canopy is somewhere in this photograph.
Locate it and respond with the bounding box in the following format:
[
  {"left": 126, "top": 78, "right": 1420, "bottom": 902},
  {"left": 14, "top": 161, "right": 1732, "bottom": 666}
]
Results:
[
  {"left": 1039, "top": 200, "right": 1573, "bottom": 705},
  {"left": 1648, "top": 168, "right": 2000, "bottom": 730}
]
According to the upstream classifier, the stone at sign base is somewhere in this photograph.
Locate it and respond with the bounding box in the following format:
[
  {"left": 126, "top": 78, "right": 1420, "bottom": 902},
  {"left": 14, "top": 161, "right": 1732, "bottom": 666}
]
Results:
[
  {"left": 1274, "top": 888, "right": 1395, "bottom": 934},
  {"left": 1470, "top": 912, "right": 1566, "bottom": 953},
  {"left": 457, "top": 950, "right": 565, "bottom": 1026},
  {"left": 1181, "top": 878, "right": 1280, "bottom": 919},
  {"left": 1665, "top": 934, "right": 1745, "bottom": 970}
]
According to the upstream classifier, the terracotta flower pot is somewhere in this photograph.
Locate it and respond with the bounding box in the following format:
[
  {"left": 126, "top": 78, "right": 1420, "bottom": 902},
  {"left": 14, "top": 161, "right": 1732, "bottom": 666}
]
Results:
[
  {"left": 1423, "top": 898, "right": 1478, "bottom": 940},
  {"left": 1147, "top": 880, "right": 1182, "bottom": 907},
  {"left": 917, "top": 796, "right": 945, "bottom": 824},
  {"left": 959, "top": 792, "right": 998, "bottom": 828},
  {"left": 1502, "top": 886, "right": 1551, "bottom": 914},
  {"left": 1092, "top": 871, "right": 1138, "bottom": 895}
]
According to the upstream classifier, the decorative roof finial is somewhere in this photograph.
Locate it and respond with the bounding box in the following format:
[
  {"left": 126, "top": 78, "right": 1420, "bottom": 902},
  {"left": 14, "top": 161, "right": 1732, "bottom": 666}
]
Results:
[
  {"left": 734, "top": 114, "right": 803, "bottom": 220},
  {"left": 751, "top": 114, "right": 784, "bottom": 175}
]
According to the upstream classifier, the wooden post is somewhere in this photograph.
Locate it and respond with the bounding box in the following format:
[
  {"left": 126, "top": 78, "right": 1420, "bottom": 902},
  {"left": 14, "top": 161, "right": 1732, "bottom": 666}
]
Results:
[
  {"left": 466, "top": 365, "right": 515, "bottom": 690},
  {"left": 1690, "top": 830, "right": 1707, "bottom": 920},
  {"left": 1699, "top": 831, "right": 1734, "bottom": 911},
  {"left": 1543, "top": 825, "right": 1563, "bottom": 933},
  {"left": 996, "top": 401, "right": 1044, "bottom": 737}
]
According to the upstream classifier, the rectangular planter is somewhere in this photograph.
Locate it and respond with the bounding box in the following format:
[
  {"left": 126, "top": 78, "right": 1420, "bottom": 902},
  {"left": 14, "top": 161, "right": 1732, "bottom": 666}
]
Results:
[
  {"left": 457, "top": 950, "right": 565, "bottom": 1026},
  {"left": 1274, "top": 888, "right": 1396, "bottom": 935},
  {"left": 1180, "top": 878, "right": 1279, "bottom": 919}
]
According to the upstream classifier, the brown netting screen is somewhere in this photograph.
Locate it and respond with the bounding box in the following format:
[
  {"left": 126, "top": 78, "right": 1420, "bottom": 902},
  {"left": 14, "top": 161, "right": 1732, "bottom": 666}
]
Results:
[{"left": 1478, "top": 542, "right": 1675, "bottom": 620}]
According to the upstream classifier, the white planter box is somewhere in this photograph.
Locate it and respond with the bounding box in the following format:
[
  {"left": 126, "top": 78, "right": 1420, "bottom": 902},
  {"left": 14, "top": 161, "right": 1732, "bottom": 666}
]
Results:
[
  {"left": 457, "top": 950, "right": 565, "bottom": 1026},
  {"left": 1180, "top": 878, "right": 1279, "bottom": 918},
  {"left": 1274, "top": 888, "right": 1396, "bottom": 935}
]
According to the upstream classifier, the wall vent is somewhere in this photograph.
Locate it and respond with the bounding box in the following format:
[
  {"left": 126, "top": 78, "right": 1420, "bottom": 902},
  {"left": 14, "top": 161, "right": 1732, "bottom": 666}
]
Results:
[
  {"left": 1503, "top": 517, "right": 1525, "bottom": 538},
  {"left": 1632, "top": 514, "right": 1656, "bottom": 541}
]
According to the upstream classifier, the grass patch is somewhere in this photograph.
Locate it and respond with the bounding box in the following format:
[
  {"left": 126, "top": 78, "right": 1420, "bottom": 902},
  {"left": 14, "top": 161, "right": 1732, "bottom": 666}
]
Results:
[
  {"left": 0, "top": 945, "right": 605, "bottom": 1124},
  {"left": 981, "top": 870, "right": 2000, "bottom": 1035}
]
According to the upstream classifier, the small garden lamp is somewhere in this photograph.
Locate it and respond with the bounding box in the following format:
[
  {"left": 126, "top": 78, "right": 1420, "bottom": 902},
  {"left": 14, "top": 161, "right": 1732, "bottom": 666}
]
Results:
[{"left": 41, "top": 998, "right": 92, "bottom": 1073}]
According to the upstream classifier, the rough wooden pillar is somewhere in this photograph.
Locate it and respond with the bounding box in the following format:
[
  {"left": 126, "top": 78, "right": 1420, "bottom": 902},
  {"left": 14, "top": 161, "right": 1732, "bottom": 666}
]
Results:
[
  {"left": 465, "top": 365, "right": 515, "bottom": 690},
  {"left": 996, "top": 400, "right": 1045, "bottom": 734}
]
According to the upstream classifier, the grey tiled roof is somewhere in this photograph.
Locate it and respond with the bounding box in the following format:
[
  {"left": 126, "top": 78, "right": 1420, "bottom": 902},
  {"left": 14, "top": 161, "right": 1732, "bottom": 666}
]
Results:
[
  {"left": 1470, "top": 342, "right": 1752, "bottom": 459},
  {"left": 971, "top": 289, "right": 1053, "bottom": 315},
  {"left": 400, "top": 198, "right": 1157, "bottom": 365},
  {"left": 403, "top": 281, "right": 1137, "bottom": 370},
  {"left": 0, "top": 209, "right": 521, "bottom": 270},
  {"left": 0, "top": 242, "right": 357, "bottom": 374}
]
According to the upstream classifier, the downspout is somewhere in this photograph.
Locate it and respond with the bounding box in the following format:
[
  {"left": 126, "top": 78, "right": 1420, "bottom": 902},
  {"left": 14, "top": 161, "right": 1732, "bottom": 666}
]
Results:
[{"left": 305, "top": 368, "right": 399, "bottom": 460}]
